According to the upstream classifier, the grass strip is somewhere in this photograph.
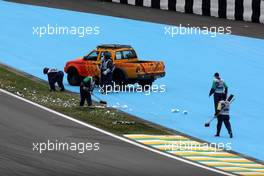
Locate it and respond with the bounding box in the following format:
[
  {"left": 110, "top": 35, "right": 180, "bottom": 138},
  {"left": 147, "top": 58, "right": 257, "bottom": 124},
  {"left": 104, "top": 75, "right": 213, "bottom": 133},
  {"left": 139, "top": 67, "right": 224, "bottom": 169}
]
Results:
[{"left": 0, "top": 64, "right": 171, "bottom": 135}]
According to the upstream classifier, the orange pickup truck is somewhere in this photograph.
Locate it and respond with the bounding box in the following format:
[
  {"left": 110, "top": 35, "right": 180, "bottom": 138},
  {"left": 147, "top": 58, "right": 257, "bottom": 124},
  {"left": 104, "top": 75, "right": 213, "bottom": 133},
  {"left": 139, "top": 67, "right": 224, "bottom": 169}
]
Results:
[{"left": 64, "top": 44, "right": 165, "bottom": 86}]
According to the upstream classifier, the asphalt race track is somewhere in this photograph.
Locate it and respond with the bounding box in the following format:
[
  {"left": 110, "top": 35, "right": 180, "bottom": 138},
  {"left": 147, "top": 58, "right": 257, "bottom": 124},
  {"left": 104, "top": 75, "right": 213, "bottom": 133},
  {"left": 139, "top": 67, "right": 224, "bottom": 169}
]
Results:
[{"left": 0, "top": 90, "right": 226, "bottom": 176}]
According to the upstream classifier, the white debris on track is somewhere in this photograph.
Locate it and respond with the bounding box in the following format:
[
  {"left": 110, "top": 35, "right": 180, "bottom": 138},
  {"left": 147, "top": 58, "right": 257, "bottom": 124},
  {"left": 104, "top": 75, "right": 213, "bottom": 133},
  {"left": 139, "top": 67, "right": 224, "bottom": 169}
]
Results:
[
  {"left": 112, "top": 102, "right": 120, "bottom": 108},
  {"left": 16, "top": 91, "right": 24, "bottom": 97},
  {"left": 121, "top": 105, "right": 128, "bottom": 109},
  {"left": 0, "top": 84, "right": 77, "bottom": 108},
  {"left": 171, "top": 108, "right": 180, "bottom": 113},
  {"left": 112, "top": 102, "right": 129, "bottom": 110},
  {"left": 112, "top": 121, "right": 135, "bottom": 125},
  {"left": 31, "top": 93, "right": 78, "bottom": 108}
]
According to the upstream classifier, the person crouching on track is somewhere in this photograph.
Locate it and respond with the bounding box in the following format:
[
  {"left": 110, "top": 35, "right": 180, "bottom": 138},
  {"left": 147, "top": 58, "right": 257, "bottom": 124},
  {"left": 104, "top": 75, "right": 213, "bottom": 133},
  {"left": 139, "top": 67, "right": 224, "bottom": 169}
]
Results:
[
  {"left": 43, "top": 67, "right": 65, "bottom": 92},
  {"left": 215, "top": 94, "right": 233, "bottom": 138},
  {"left": 80, "top": 76, "right": 95, "bottom": 107}
]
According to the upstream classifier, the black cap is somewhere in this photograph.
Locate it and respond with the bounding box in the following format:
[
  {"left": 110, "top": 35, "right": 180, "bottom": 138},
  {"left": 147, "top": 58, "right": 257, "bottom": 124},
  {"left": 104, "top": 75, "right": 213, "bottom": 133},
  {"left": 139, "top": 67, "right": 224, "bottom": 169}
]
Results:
[
  {"left": 43, "top": 67, "right": 49, "bottom": 74},
  {"left": 214, "top": 72, "right": 220, "bottom": 77},
  {"left": 104, "top": 52, "right": 111, "bottom": 59}
]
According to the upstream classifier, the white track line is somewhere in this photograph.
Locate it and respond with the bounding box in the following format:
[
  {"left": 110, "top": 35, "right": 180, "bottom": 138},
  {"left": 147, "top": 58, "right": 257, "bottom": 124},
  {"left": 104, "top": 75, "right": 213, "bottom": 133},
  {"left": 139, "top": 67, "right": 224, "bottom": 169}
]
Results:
[{"left": 0, "top": 88, "right": 235, "bottom": 176}]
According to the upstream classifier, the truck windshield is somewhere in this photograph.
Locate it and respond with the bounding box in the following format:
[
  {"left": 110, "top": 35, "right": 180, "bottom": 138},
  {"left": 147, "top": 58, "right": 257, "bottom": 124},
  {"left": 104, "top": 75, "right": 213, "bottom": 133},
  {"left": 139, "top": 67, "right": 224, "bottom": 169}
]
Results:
[{"left": 84, "top": 51, "right": 98, "bottom": 61}]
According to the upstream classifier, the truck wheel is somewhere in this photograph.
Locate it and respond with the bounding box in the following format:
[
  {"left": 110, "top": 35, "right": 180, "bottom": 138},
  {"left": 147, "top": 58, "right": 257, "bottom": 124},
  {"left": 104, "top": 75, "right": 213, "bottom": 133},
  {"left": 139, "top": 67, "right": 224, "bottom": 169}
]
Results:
[
  {"left": 67, "top": 69, "right": 81, "bottom": 86},
  {"left": 113, "top": 69, "right": 126, "bottom": 85}
]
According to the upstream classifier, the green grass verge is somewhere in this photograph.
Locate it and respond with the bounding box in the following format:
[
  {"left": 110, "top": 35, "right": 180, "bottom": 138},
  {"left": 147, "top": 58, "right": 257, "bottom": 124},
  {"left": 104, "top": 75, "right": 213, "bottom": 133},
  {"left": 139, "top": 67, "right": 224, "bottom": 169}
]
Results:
[{"left": 0, "top": 65, "right": 171, "bottom": 135}]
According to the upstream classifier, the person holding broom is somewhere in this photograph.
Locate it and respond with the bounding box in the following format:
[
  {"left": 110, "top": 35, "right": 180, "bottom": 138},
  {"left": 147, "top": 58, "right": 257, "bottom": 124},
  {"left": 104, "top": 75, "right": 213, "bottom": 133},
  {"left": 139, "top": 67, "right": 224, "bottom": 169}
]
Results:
[{"left": 214, "top": 94, "right": 234, "bottom": 138}]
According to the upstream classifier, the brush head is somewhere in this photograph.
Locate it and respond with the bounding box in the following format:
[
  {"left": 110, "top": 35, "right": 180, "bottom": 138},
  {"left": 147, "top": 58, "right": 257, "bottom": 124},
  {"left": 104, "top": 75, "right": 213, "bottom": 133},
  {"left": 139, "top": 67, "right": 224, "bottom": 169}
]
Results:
[
  {"left": 227, "top": 94, "right": 234, "bottom": 102},
  {"left": 205, "top": 123, "right": 210, "bottom": 127},
  {"left": 99, "top": 101, "right": 107, "bottom": 105}
]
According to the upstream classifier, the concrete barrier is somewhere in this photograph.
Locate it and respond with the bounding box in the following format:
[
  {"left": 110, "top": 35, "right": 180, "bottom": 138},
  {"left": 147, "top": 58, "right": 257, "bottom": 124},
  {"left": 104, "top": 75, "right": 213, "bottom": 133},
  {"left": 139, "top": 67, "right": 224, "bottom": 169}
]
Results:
[{"left": 110, "top": 0, "right": 264, "bottom": 23}]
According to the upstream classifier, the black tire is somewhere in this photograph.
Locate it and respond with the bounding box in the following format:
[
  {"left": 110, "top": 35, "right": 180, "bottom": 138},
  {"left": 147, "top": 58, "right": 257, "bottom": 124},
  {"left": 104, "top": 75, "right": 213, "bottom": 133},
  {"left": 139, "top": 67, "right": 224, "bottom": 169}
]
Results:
[
  {"left": 113, "top": 69, "right": 126, "bottom": 85},
  {"left": 67, "top": 69, "right": 81, "bottom": 86}
]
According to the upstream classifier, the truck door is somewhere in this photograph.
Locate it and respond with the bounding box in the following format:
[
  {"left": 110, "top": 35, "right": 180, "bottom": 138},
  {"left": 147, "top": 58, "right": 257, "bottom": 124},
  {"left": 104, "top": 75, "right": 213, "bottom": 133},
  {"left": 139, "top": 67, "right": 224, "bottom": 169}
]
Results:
[{"left": 84, "top": 51, "right": 100, "bottom": 77}]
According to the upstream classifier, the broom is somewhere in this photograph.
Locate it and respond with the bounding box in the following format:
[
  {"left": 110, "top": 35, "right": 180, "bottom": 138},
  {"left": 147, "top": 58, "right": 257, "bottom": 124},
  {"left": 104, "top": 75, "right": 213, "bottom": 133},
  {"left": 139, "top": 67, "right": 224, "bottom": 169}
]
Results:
[
  {"left": 92, "top": 93, "right": 107, "bottom": 105},
  {"left": 205, "top": 94, "right": 234, "bottom": 127}
]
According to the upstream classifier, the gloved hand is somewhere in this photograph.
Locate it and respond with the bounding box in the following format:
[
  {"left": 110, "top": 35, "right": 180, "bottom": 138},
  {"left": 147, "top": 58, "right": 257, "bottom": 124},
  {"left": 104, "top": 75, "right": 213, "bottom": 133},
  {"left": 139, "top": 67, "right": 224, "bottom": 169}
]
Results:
[
  {"left": 103, "top": 70, "right": 108, "bottom": 75},
  {"left": 83, "top": 87, "right": 89, "bottom": 91},
  {"left": 214, "top": 110, "right": 220, "bottom": 116},
  {"left": 209, "top": 88, "right": 215, "bottom": 97}
]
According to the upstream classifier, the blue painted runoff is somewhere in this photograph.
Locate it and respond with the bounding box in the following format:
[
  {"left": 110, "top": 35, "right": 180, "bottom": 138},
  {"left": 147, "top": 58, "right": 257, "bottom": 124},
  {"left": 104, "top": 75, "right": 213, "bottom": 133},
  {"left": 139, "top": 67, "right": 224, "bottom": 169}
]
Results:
[{"left": 1, "top": 1, "right": 264, "bottom": 161}]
